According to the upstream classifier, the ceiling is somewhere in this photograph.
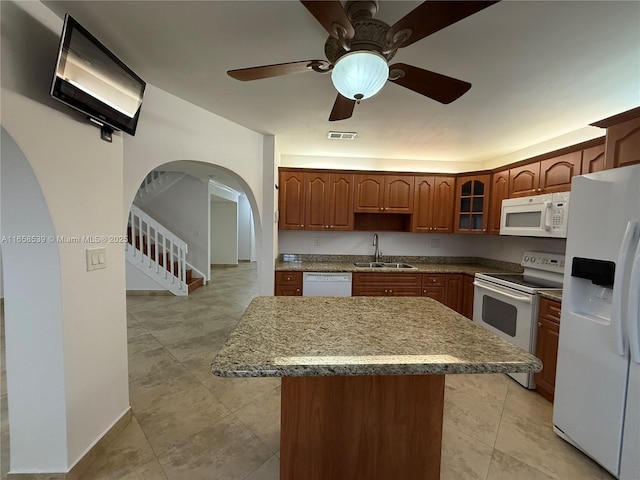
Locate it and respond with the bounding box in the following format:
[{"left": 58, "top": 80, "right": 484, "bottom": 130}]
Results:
[{"left": 43, "top": 1, "right": 640, "bottom": 168}]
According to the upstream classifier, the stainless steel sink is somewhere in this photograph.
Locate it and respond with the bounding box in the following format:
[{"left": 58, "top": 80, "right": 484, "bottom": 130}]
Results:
[
  {"left": 381, "top": 263, "right": 415, "bottom": 269},
  {"left": 353, "top": 262, "right": 415, "bottom": 269}
]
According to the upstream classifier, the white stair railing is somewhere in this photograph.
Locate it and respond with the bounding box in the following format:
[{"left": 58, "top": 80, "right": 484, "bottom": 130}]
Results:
[
  {"left": 126, "top": 205, "right": 189, "bottom": 296},
  {"left": 137, "top": 171, "right": 187, "bottom": 201}
]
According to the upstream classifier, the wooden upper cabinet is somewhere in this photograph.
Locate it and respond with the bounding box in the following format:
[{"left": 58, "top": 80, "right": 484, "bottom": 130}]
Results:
[
  {"left": 539, "top": 151, "right": 581, "bottom": 193},
  {"left": 328, "top": 173, "right": 355, "bottom": 230},
  {"left": 509, "top": 152, "right": 580, "bottom": 198},
  {"left": 354, "top": 174, "right": 414, "bottom": 213},
  {"left": 454, "top": 174, "right": 490, "bottom": 234},
  {"left": 384, "top": 176, "right": 414, "bottom": 213},
  {"left": 603, "top": 115, "right": 640, "bottom": 169},
  {"left": 354, "top": 174, "right": 385, "bottom": 212},
  {"left": 304, "top": 172, "right": 330, "bottom": 230},
  {"left": 305, "top": 172, "right": 354, "bottom": 231},
  {"left": 509, "top": 163, "right": 540, "bottom": 197},
  {"left": 489, "top": 171, "right": 509, "bottom": 235},
  {"left": 412, "top": 176, "right": 455, "bottom": 233},
  {"left": 581, "top": 143, "right": 606, "bottom": 174},
  {"left": 279, "top": 171, "right": 305, "bottom": 230}
]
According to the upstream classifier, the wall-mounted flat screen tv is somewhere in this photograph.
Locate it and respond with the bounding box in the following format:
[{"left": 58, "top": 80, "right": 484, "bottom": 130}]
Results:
[{"left": 51, "top": 14, "right": 145, "bottom": 136}]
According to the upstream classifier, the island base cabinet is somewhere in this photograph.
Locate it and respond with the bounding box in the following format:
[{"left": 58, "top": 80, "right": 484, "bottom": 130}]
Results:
[{"left": 280, "top": 374, "right": 445, "bottom": 480}]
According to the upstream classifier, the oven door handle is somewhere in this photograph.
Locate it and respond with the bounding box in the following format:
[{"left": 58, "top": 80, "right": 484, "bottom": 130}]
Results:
[{"left": 473, "top": 281, "right": 534, "bottom": 304}]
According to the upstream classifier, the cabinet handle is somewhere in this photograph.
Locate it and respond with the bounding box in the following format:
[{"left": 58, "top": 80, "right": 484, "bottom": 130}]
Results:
[
  {"left": 423, "top": 289, "right": 427, "bottom": 293},
  {"left": 296, "top": 288, "right": 300, "bottom": 292},
  {"left": 389, "top": 289, "right": 393, "bottom": 293},
  {"left": 482, "top": 228, "right": 486, "bottom": 232},
  {"left": 286, "top": 277, "right": 291, "bottom": 281},
  {"left": 301, "top": 224, "right": 304, "bottom": 227},
  {"left": 325, "top": 225, "right": 329, "bottom": 228},
  {"left": 380, "top": 207, "right": 384, "bottom": 211},
  {"left": 330, "top": 225, "right": 334, "bottom": 228},
  {"left": 538, "top": 322, "right": 542, "bottom": 327}
]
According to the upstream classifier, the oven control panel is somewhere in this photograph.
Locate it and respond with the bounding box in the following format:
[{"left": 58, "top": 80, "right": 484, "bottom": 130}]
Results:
[{"left": 521, "top": 251, "right": 565, "bottom": 273}]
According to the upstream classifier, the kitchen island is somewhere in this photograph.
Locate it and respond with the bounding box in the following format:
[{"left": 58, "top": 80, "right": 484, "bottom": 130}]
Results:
[{"left": 212, "top": 296, "right": 541, "bottom": 480}]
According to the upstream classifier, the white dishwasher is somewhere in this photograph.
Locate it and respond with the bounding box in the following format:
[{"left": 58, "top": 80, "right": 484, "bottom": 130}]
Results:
[{"left": 303, "top": 272, "right": 352, "bottom": 297}]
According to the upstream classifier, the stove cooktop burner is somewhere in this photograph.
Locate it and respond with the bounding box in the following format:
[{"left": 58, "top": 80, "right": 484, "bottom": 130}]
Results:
[{"left": 481, "top": 273, "right": 563, "bottom": 290}]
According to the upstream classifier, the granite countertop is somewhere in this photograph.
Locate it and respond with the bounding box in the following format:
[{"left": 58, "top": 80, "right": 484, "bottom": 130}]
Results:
[
  {"left": 274, "top": 260, "right": 517, "bottom": 275},
  {"left": 539, "top": 289, "right": 563, "bottom": 302},
  {"left": 211, "top": 296, "right": 542, "bottom": 378}
]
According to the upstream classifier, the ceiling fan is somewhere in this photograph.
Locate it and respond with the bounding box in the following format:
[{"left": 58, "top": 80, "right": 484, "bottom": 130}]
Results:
[{"left": 228, "top": 1, "right": 499, "bottom": 121}]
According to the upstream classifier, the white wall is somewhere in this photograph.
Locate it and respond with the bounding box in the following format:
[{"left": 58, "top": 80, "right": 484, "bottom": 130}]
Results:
[
  {"left": 210, "top": 200, "right": 238, "bottom": 265},
  {"left": 1, "top": 1, "right": 129, "bottom": 472},
  {"left": 123, "top": 86, "right": 276, "bottom": 295},
  {"left": 238, "top": 195, "right": 255, "bottom": 261},
  {"left": 135, "top": 175, "right": 210, "bottom": 279},
  {"left": 281, "top": 154, "right": 480, "bottom": 174},
  {"left": 279, "top": 230, "right": 566, "bottom": 263},
  {"left": 125, "top": 263, "right": 165, "bottom": 291}
]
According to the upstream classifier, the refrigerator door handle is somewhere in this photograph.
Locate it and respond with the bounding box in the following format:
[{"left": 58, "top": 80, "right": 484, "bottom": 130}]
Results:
[
  {"left": 614, "top": 220, "right": 639, "bottom": 356},
  {"left": 628, "top": 237, "right": 640, "bottom": 363}
]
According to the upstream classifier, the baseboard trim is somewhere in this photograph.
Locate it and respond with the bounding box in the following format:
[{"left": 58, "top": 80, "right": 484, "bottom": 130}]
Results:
[
  {"left": 126, "top": 290, "right": 172, "bottom": 296},
  {"left": 210, "top": 264, "right": 238, "bottom": 268},
  {"left": 7, "top": 408, "right": 132, "bottom": 480}
]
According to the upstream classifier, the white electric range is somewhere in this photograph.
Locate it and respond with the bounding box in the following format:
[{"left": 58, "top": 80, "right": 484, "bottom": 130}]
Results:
[{"left": 473, "top": 251, "right": 565, "bottom": 389}]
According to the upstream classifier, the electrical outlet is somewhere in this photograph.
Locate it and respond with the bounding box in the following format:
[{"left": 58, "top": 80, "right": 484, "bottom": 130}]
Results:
[
  {"left": 313, "top": 237, "right": 321, "bottom": 247},
  {"left": 431, "top": 238, "right": 440, "bottom": 249}
]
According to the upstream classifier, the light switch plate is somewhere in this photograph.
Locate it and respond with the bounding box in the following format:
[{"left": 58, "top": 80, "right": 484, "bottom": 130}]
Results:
[{"left": 86, "top": 248, "right": 106, "bottom": 271}]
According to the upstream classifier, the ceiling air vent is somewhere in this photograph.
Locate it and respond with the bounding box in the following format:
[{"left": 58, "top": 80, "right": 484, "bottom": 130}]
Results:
[{"left": 327, "top": 131, "right": 357, "bottom": 140}]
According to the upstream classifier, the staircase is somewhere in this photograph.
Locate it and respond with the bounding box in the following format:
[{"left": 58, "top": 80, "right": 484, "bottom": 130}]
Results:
[
  {"left": 137, "top": 171, "right": 187, "bottom": 202},
  {"left": 126, "top": 205, "right": 203, "bottom": 296}
]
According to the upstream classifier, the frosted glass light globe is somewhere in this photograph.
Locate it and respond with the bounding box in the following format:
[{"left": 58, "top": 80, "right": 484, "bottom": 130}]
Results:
[{"left": 331, "top": 51, "right": 389, "bottom": 101}]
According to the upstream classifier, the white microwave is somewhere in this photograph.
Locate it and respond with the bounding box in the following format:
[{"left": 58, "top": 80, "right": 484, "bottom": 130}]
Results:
[{"left": 500, "top": 192, "right": 570, "bottom": 238}]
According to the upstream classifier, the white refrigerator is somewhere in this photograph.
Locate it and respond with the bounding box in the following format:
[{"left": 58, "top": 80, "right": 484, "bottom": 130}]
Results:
[{"left": 553, "top": 164, "right": 640, "bottom": 479}]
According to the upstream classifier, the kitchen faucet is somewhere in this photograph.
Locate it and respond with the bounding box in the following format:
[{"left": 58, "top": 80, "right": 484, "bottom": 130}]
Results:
[{"left": 373, "top": 233, "right": 381, "bottom": 262}]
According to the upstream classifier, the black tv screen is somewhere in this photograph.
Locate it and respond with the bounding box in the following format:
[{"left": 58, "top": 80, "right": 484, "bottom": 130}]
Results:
[{"left": 51, "top": 14, "right": 145, "bottom": 136}]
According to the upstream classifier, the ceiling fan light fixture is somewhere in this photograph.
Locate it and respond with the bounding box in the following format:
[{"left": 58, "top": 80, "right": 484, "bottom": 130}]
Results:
[{"left": 331, "top": 51, "right": 389, "bottom": 101}]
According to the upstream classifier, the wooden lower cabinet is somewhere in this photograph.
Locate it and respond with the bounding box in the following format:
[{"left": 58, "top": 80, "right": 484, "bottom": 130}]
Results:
[
  {"left": 444, "top": 274, "right": 463, "bottom": 313},
  {"left": 462, "top": 274, "right": 474, "bottom": 320},
  {"left": 352, "top": 273, "right": 421, "bottom": 296},
  {"left": 421, "top": 274, "right": 445, "bottom": 302},
  {"left": 275, "top": 271, "right": 302, "bottom": 296},
  {"left": 421, "top": 273, "right": 472, "bottom": 318},
  {"left": 280, "top": 374, "right": 445, "bottom": 480},
  {"left": 534, "top": 297, "right": 561, "bottom": 402}
]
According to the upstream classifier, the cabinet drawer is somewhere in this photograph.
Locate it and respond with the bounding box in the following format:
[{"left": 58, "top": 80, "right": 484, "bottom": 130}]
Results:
[
  {"left": 353, "top": 273, "right": 421, "bottom": 288},
  {"left": 539, "top": 297, "right": 561, "bottom": 323},
  {"left": 275, "top": 271, "right": 302, "bottom": 285},
  {"left": 275, "top": 286, "right": 302, "bottom": 296},
  {"left": 422, "top": 274, "right": 445, "bottom": 287}
]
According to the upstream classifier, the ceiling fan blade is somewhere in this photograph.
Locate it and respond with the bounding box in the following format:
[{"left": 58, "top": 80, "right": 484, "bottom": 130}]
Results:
[
  {"left": 228, "top": 60, "right": 330, "bottom": 81},
  {"left": 329, "top": 94, "right": 356, "bottom": 121},
  {"left": 387, "top": 1, "right": 500, "bottom": 48},
  {"left": 300, "top": 1, "right": 355, "bottom": 41},
  {"left": 388, "top": 63, "right": 471, "bottom": 104}
]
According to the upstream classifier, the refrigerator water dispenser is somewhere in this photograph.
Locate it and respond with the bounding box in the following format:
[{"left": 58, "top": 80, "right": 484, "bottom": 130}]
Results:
[{"left": 569, "top": 257, "right": 616, "bottom": 323}]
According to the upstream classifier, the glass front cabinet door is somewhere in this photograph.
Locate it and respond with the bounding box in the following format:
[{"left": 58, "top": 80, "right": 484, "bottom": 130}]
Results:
[{"left": 454, "top": 174, "right": 490, "bottom": 234}]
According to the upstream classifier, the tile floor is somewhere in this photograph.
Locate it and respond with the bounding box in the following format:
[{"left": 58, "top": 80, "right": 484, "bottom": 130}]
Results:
[{"left": 1, "top": 263, "right": 616, "bottom": 480}]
